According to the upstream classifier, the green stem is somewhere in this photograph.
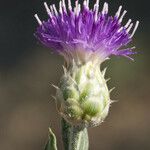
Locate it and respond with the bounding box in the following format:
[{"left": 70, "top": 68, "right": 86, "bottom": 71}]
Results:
[{"left": 61, "top": 119, "right": 89, "bottom": 150}]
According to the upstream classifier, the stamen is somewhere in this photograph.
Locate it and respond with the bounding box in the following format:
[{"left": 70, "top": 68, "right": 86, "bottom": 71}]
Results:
[
  {"left": 94, "top": 0, "right": 99, "bottom": 21},
  {"left": 102, "top": 2, "right": 108, "bottom": 15},
  {"left": 117, "top": 27, "right": 123, "bottom": 32},
  {"left": 77, "top": 4, "right": 81, "bottom": 16},
  {"left": 125, "top": 19, "right": 132, "bottom": 28},
  {"left": 44, "top": 2, "right": 52, "bottom": 17},
  {"left": 50, "top": 5, "right": 54, "bottom": 15},
  {"left": 86, "top": 0, "right": 89, "bottom": 8},
  {"left": 119, "top": 10, "right": 127, "bottom": 23},
  {"left": 96, "top": 0, "right": 100, "bottom": 6},
  {"left": 34, "top": 14, "right": 42, "bottom": 25},
  {"left": 59, "top": 1, "right": 63, "bottom": 14},
  {"left": 94, "top": 5, "right": 99, "bottom": 21},
  {"left": 52, "top": 4, "right": 58, "bottom": 16},
  {"left": 115, "top": 5, "right": 122, "bottom": 18},
  {"left": 62, "top": 0, "right": 67, "bottom": 13},
  {"left": 127, "top": 23, "right": 133, "bottom": 33},
  {"left": 130, "top": 21, "right": 139, "bottom": 38},
  {"left": 74, "top": 0, "right": 79, "bottom": 15},
  {"left": 75, "top": 0, "right": 79, "bottom": 8},
  {"left": 94, "top": 15, "right": 97, "bottom": 22},
  {"left": 94, "top": 0, "right": 99, "bottom": 11},
  {"left": 83, "top": 0, "right": 87, "bottom": 8},
  {"left": 94, "top": 8, "right": 98, "bottom": 21},
  {"left": 68, "top": 0, "right": 72, "bottom": 11}
]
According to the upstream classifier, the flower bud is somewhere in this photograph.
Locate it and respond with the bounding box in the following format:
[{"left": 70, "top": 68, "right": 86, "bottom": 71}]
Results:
[{"left": 56, "top": 61, "right": 111, "bottom": 127}]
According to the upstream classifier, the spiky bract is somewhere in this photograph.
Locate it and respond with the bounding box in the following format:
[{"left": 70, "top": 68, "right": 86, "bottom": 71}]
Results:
[{"left": 56, "top": 61, "right": 111, "bottom": 127}]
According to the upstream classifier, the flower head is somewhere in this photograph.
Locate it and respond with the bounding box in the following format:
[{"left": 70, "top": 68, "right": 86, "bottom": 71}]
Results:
[
  {"left": 34, "top": 1, "right": 139, "bottom": 127},
  {"left": 35, "top": 0, "right": 139, "bottom": 64}
]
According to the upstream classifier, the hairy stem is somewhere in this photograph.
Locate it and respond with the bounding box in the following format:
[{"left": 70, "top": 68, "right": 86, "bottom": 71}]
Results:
[{"left": 61, "top": 119, "right": 89, "bottom": 150}]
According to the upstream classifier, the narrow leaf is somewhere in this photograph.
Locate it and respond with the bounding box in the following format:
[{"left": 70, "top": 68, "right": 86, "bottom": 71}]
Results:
[{"left": 45, "top": 128, "right": 57, "bottom": 150}]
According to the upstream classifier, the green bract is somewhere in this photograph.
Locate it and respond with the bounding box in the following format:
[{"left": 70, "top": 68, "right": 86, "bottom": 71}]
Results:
[{"left": 56, "top": 61, "right": 111, "bottom": 127}]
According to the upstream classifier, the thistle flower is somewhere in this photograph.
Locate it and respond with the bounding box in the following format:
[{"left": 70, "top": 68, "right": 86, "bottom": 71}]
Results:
[{"left": 35, "top": 0, "right": 139, "bottom": 127}]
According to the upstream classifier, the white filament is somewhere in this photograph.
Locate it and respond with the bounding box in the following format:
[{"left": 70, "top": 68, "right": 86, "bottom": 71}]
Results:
[
  {"left": 94, "top": 0, "right": 99, "bottom": 21},
  {"left": 119, "top": 10, "right": 127, "bottom": 23},
  {"left": 77, "top": 4, "right": 81, "bottom": 16},
  {"left": 94, "top": 0, "right": 99, "bottom": 11},
  {"left": 86, "top": 0, "right": 89, "bottom": 8},
  {"left": 130, "top": 21, "right": 139, "bottom": 38},
  {"left": 96, "top": 0, "right": 100, "bottom": 6},
  {"left": 117, "top": 27, "right": 123, "bottom": 32},
  {"left": 115, "top": 6, "right": 122, "bottom": 18},
  {"left": 74, "top": 1, "right": 80, "bottom": 15},
  {"left": 125, "top": 19, "right": 132, "bottom": 28},
  {"left": 62, "top": 0, "right": 67, "bottom": 13},
  {"left": 59, "top": 1, "right": 63, "bottom": 14},
  {"left": 102, "top": 2, "right": 108, "bottom": 14},
  {"left": 50, "top": 5, "right": 54, "bottom": 15},
  {"left": 44, "top": 2, "right": 52, "bottom": 17},
  {"left": 93, "top": 4, "right": 97, "bottom": 12},
  {"left": 52, "top": 4, "right": 58, "bottom": 16},
  {"left": 94, "top": 6, "right": 99, "bottom": 21},
  {"left": 83, "top": 0, "right": 87, "bottom": 8},
  {"left": 127, "top": 23, "right": 133, "bottom": 33},
  {"left": 75, "top": 0, "right": 79, "bottom": 9},
  {"left": 68, "top": 0, "right": 72, "bottom": 11},
  {"left": 34, "top": 14, "right": 42, "bottom": 25},
  {"left": 94, "top": 7, "right": 98, "bottom": 21}
]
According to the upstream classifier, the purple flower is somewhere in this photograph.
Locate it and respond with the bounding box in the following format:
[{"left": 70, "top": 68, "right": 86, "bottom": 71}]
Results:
[{"left": 35, "top": 0, "right": 139, "bottom": 63}]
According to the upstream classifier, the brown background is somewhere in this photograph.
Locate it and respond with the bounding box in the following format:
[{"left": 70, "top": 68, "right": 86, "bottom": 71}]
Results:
[{"left": 0, "top": 0, "right": 149, "bottom": 150}]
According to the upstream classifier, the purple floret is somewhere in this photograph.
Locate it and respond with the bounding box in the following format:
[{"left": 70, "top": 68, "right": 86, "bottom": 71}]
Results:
[{"left": 35, "top": 0, "right": 139, "bottom": 62}]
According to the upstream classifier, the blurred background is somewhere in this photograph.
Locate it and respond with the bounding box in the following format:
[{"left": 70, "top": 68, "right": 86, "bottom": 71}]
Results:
[{"left": 0, "top": 0, "right": 149, "bottom": 150}]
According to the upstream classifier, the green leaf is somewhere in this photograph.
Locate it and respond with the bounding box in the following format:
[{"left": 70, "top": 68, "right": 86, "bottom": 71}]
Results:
[{"left": 44, "top": 128, "right": 57, "bottom": 150}]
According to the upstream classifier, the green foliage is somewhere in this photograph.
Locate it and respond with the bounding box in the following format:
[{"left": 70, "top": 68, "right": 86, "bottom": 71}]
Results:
[{"left": 45, "top": 128, "right": 57, "bottom": 150}]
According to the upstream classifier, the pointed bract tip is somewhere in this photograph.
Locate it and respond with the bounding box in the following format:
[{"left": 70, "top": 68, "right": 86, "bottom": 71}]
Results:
[
  {"left": 109, "top": 87, "right": 115, "bottom": 93},
  {"left": 51, "top": 84, "right": 59, "bottom": 89},
  {"left": 102, "top": 67, "right": 107, "bottom": 76}
]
